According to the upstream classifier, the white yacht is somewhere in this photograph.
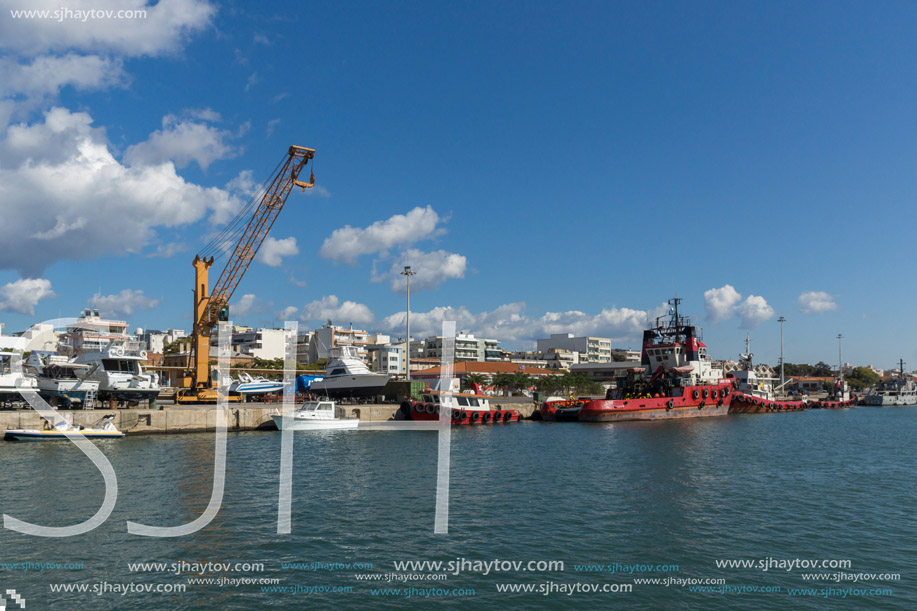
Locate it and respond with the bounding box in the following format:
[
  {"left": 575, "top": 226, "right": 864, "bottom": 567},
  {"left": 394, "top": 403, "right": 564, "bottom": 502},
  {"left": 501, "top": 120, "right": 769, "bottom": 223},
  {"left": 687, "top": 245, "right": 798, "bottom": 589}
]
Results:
[
  {"left": 0, "top": 351, "right": 36, "bottom": 408},
  {"left": 271, "top": 400, "right": 359, "bottom": 430},
  {"left": 229, "top": 372, "right": 285, "bottom": 395},
  {"left": 308, "top": 346, "right": 390, "bottom": 399},
  {"left": 24, "top": 352, "right": 100, "bottom": 409},
  {"left": 59, "top": 309, "right": 160, "bottom": 404}
]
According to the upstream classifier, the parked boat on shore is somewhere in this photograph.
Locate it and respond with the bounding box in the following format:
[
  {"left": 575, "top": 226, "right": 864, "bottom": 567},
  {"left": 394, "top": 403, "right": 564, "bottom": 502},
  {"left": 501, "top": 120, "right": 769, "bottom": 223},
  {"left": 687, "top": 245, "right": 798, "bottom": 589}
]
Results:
[
  {"left": 230, "top": 372, "right": 285, "bottom": 395},
  {"left": 579, "top": 298, "right": 733, "bottom": 423},
  {"left": 24, "top": 352, "right": 100, "bottom": 409},
  {"left": 309, "top": 346, "right": 390, "bottom": 399},
  {"left": 0, "top": 351, "right": 35, "bottom": 408}
]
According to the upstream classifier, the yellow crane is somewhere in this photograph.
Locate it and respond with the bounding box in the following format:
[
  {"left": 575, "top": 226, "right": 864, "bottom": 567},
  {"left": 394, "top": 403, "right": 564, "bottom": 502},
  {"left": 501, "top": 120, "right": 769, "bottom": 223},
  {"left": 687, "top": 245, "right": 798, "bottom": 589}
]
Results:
[{"left": 176, "top": 145, "right": 315, "bottom": 403}]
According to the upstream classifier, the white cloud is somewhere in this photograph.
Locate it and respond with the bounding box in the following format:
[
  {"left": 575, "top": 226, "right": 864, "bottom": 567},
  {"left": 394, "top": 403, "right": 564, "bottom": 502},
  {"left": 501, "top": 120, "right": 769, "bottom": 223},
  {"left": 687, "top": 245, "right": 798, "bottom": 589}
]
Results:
[
  {"left": 374, "top": 248, "right": 466, "bottom": 291},
  {"left": 123, "top": 113, "right": 241, "bottom": 170},
  {"left": 737, "top": 295, "right": 775, "bottom": 329},
  {"left": 299, "top": 295, "right": 375, "bottom": 326},
  {"left": 277, "top": 305, "right": 298, "bottom": 320},
  {"left": 0, "top": 0, "right": 216, "bottom": 57},
  {"left": 266, "top": 118, "right": 280, "bottom": 136},
  {"left": 381, "top": 302, "right": 664, "bottom": 346},
  {"left": 187, "top": 107, "right": 221, "bottom": 122},
  {"left": 146, "top": 242, "right": 187, "bottom": 258},
  {"left": 89, "top": 288, "right": 159, "bottom": 318},
  {"left": 244, "top": 71, "right": 259, "bottom": 92},
  {"left": 319, "top": 206, "right": 444, "bottom": 264},
  {"left": 0, "top": 277, "right": 55, "bottom": 315},
  {"left": 230, "top": 293, "right": 260, "bottom": 318},
  {"left": 704, "top": 284, "right": 742, "bottom": 323},
  {"left": 0, "top": 54, "right": 128, "bottom": 100},
  {"left": 256, "top": 236, "right": 298, "bottom": 267},
  {"left": 798, "top": 291, "right": 838, "bottom": 314},
  {"left": 0, "top": 107, "right": 241, "bottom": 275}
]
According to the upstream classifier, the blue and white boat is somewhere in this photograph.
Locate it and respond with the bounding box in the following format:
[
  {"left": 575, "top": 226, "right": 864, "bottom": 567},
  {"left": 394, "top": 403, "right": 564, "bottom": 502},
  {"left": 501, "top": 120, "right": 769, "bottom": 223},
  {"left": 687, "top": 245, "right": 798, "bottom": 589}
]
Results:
[{"left": 229, "top": 372, "right": 285, "bottom": 395}]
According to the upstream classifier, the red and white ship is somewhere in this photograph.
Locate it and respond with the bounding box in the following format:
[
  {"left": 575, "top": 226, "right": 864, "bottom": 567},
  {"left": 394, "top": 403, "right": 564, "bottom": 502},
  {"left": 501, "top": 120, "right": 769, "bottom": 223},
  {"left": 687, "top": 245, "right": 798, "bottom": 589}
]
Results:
[
  {"left": 579, "top": 298, "right": 733, "bottom": 422},
  {"left": 727, "top": 336, "right": 807, "bottom": 413},
  {"left": 400, "top": 386, "right": 521, "bottom": 425}
]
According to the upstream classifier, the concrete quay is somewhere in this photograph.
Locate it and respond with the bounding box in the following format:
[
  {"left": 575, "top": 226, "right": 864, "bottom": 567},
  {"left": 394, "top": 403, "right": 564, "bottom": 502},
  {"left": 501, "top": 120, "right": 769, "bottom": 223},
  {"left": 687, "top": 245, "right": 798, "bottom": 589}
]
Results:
[{"left": 0, "top": 398, "right": 537, "bottom": 436}]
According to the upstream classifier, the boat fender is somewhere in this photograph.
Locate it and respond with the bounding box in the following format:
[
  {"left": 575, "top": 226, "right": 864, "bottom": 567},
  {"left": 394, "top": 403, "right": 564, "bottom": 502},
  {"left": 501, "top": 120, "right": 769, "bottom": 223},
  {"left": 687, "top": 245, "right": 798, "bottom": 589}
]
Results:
[
  {"left": 401, "top": 400, "right": 412, "bottom": 412},
  {"left": 469, "top": 411, "right": 480, "bottom": 423},
  {"left": 482, "top": 412, "right": 492, "bottom": 423},
  {"left": 491, "top": 410, "right": 502, "bottom": 422},
  {"left": 414, "top": 402, "right": 425, "bottom": 413},
  {"left": 666, "top": 399, "right": 673, "bottom": 411},
  {"left": 422, "top": 403, "right": 434, "bottom": 414},
  {"left": 717, "top": 398, "right": 723, "bottom": 407},
  {"left": 574, "top": 401, "right": 584, "bottom": 408},
  {"left": 692, "top": 390, "right": 699, "bottom": 400},
  {"left": 457, "top": 410, "right": 468, "bottom": 421},
  {"left": 698, "top": 401, "right": 705, "bottom": 410},
  {"left": 702, "top": 389, "right": 709, "bottom": 399},
  {"left": 503, "top": 411, "right": 513, "bottom": 422}
]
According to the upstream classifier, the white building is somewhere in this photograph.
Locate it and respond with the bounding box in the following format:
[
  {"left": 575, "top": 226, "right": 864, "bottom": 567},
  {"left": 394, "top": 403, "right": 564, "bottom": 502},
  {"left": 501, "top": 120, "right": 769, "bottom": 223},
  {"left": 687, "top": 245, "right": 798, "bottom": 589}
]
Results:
[
  {"left": 232, "top": 328, "right": 286, "bottom": 360},
  {"left": 536, "top": 333, "right": 612, "bottom": 363},
  {"left": 422, "top": 332, "right": 501, "bottom": 362}
]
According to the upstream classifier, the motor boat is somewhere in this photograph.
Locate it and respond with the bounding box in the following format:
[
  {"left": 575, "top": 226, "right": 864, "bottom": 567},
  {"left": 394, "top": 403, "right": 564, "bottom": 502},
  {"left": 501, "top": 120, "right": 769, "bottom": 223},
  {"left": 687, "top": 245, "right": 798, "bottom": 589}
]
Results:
[
  {"left": 229, "top": 372, "right": 285, "bottom": 395},
  {"left": 4, "top": 414, "right": 125, "bottom": 441},
  {"left": 271, "top": 400, "right": 359, "bottom": 430},
  {"left": 308, "top": 346, "right": 390, "bottom": 399}
]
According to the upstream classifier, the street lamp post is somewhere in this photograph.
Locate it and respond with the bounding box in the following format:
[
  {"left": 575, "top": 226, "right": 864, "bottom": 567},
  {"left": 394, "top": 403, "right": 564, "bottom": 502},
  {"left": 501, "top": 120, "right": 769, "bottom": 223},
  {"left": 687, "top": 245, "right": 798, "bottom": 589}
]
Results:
[
  {"left": 837, "top": 333, "right": 843, "bottom": 380},
  {"left": 777, "top": 316, "right": 786, "bottom": 392},
  {"left": 401, "top": 266, "right": 416, "bottom": 381}
]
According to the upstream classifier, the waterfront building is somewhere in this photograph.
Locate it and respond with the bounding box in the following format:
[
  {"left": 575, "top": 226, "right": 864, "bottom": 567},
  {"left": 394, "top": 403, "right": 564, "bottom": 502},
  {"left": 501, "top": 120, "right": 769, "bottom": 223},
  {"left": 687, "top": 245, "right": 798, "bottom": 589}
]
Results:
[
  {"left": 421, "top": 332, "right": 501, "bottom": 363},
  {"left": 536, "top": 333, "right": 612, "bottom": 363}
]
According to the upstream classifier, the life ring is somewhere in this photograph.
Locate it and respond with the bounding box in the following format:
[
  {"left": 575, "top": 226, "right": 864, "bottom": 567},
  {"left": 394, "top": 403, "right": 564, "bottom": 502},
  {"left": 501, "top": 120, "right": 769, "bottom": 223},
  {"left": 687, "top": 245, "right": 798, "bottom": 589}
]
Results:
[
  {"left": 482, "top": 412, "right": 492, "bottom": 423},
  {"left": 469, "top": 411, "right": 480, "bottom": 423},
  {"left": 692, "top": 390, "right": 699, "bottom": 400},
  {"left": 139, "top": 350, "right": 148, "bottom": 359},
  {"left": 503, "top": 411, "right": 513, "bottom": 422},
  {"left": 113, "top": 347, "right": 124, "bottom": 357}
]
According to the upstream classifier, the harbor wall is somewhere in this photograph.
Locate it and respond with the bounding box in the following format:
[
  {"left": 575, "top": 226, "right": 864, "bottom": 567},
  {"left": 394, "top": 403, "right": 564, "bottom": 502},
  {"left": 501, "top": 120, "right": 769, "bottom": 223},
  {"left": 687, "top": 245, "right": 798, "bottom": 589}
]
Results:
[{"left": 0, "top": 400, "right": 537, "bottom": 435}]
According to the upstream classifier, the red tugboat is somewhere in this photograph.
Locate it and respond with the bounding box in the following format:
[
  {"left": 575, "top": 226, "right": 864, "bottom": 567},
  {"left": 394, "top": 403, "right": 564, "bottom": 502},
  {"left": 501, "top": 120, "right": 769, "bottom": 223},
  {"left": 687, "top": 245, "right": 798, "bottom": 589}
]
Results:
[
  {"left": 539, "top": 398, "right": 587, "bottom": 421},
  {"left": 400, "top": 389, "right": 521, "bottom": 425},
  {"left": 727, "top": 335, "right": 808, "bottom": 413},
  {"left": 579, "top": 298, "right": 733, "bottom": 422}
]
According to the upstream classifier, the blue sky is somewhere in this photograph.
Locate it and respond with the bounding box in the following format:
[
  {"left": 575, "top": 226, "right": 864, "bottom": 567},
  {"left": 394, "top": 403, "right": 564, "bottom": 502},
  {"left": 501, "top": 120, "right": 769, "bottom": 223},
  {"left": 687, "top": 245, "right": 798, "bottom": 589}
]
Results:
[{"left": 1, "top": 0, "right": 916, "bottom": 369}]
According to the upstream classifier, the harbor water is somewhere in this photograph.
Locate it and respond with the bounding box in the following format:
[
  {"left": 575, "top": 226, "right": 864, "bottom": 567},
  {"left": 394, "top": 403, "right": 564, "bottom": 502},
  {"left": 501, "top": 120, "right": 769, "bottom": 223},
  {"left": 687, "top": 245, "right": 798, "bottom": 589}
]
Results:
[{"left": 0, "top": 406, "right": 914, "bottom": 609}]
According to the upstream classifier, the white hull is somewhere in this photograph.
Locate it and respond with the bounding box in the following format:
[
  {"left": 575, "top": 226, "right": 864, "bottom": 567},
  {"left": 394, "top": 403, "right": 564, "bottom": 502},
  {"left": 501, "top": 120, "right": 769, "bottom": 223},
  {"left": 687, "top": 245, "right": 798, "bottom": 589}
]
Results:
[
  {"left": 309, "top": 375, "right": 389, "bottom": 399},
  {"left": 863, "top": 393, "right": 917, "bottom": 406},
  {"left": 271, "top": 415, "right": 358, "bottom": 430},
  {"left": 4, "top": 429, "right": 124, "bottom": 441}
]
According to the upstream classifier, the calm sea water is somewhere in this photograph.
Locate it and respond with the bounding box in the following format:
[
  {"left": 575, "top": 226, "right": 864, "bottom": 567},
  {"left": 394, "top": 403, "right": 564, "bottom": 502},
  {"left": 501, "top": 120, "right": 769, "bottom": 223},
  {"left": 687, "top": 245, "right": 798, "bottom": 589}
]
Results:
[{"left": 0, "top": 406, "right": 914, "bottom": 609}]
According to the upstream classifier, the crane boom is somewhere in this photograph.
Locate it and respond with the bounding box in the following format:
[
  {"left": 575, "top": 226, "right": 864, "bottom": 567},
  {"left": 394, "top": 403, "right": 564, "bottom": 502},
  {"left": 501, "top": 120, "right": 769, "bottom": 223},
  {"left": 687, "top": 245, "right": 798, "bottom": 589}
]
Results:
[{"left": 182, "top": 145, "right": 315, "bottom": 397}]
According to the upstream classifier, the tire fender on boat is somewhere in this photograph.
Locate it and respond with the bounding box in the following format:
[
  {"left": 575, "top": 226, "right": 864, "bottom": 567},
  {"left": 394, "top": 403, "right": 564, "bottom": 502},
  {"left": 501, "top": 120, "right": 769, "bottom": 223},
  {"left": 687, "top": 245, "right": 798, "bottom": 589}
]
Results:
[
  {"left": 666, "top": 399, "right": 673, "bottom": 411},
  {"left": 413, "top": 402, "right": 425, "bottom": 413},
  {"left": 692, "top": 390, "right": 699, "bottom": 400},
  {"left": 491, "top": 410, "right": 502, "bottom": 422},
  {"left": 503, "top": 411, "right": 513, "bottom": 422},
  {"left": 469, "top": 411, "right": 480, "bottom": 423},
  {"left": 698, "top": 401, "right": 705, "bottom": 410},
  {"left": 482, "top": 412, "right": 492, "bottom": 423}
]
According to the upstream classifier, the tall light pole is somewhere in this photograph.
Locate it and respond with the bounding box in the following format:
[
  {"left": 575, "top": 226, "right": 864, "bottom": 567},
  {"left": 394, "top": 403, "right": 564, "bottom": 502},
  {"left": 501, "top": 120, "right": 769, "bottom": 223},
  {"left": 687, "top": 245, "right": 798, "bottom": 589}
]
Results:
[
  {"left": 837, "top": 333, "right": 843, "bottom": 380},
  {"left": 778, "top": 316, "right": 786, "bottom": 391},
  {"left": 401, "top": 266, "right": 416, "bottom": 381}
]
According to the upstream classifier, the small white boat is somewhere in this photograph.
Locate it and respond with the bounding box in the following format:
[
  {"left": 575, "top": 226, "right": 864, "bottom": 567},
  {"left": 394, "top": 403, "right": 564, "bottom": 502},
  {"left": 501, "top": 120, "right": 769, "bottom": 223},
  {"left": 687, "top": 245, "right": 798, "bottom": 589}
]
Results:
[
  {"left": 229, "top": 372, "right": 285, "bottom": 395},
  {"left": 4, "top": 414, "right": 125, "bottom": 441},
  {"left": 271, "top": 400, "right": 359, "bottom": 431}
]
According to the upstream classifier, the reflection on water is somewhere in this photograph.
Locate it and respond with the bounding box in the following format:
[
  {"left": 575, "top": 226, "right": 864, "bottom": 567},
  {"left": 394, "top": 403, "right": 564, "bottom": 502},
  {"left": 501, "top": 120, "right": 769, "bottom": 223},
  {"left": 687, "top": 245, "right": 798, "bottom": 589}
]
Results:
[{"left": 0, "top": 407, "right": 914, "bottom": 609}]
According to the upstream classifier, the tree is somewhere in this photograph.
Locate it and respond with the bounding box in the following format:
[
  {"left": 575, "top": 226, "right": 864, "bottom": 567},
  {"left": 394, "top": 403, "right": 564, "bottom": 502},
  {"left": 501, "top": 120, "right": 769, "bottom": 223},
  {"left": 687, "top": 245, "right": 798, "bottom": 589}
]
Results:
[
  {"left": 812, "top": 361, "right": 834, "bottom": 377},
  {"left": 462, "top": 373, "right": 489, "bottom": 391},
  {"left": 492, "top": 372, "right": 532, "bottom": 395},
  {"left": 845, "top": 367, "right": 880, "bottom": 390}
]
